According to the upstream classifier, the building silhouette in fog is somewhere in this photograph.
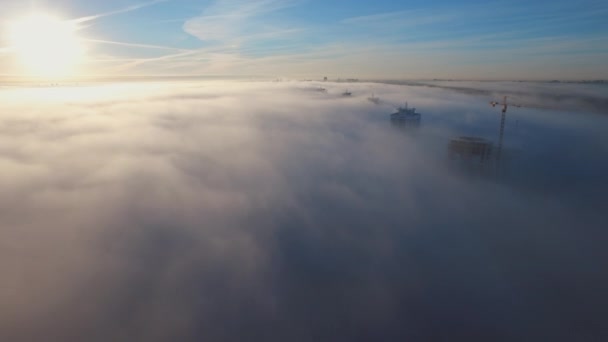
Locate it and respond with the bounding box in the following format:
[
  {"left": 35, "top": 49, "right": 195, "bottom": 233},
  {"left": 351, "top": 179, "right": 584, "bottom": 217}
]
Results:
[
  {"left": 448, "top": 136, "right": 495, "bottom": 177},
  {"left": 390, "top": 103, "right": 421, "bottom": 128},
  {"left": 448, "top": 136, "right": 493, "bottom": 162}
]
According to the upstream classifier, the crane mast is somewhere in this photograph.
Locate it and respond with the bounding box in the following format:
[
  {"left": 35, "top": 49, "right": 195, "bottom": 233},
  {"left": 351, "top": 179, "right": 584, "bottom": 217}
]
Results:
[{"left": 490, "top": 96, "right": 521, "bottom": 175}]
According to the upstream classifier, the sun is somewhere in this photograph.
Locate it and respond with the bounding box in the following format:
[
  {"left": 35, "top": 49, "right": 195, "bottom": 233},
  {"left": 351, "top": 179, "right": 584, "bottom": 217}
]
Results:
[{"left": 8, "top": 14, "right": 84, "bottom": 78}]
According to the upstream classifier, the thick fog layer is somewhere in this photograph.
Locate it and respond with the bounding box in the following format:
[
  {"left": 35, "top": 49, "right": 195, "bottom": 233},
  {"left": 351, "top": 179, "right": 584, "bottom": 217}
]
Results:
[
  {"left": 378, "top": 80, "right": 608, "bottom": 115},
  {"left": 1, "top": 81, "right": 607, "bottom": 341}
]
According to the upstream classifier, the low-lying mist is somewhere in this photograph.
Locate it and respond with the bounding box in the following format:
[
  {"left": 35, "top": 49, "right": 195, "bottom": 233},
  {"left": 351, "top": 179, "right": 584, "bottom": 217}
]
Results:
[
  {"left": 1, "top": 81, "right": 607, "bottom": 341},
  {"left": 377, "top": 79, "right": 608, "bottom": 115}
]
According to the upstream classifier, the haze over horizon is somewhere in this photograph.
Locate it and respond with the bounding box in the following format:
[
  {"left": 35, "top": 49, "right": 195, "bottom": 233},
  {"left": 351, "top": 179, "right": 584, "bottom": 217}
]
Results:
[
  {"left": 0, "top": 0, "right": 607, "bottom": 80},
  {"left": 1, "top": 80, "right": 607, "bottom": 341},
  {"left": 1, "top": 1, "right": 608, "bottom": 341}
]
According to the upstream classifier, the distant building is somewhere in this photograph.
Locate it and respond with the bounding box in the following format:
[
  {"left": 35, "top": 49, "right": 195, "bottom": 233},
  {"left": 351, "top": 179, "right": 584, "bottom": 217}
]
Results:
[
  {"left": 368, "top": 94, "right": 380, "bottom": 104},
  {"left": 390, "top": 103, "right": 421, "bottom": 127},
  {"left": 448, "top": 136, "right": 493, "bottom": 162},
  {"left": 447, "top": 136, "right": 495, "bottom": 178}
]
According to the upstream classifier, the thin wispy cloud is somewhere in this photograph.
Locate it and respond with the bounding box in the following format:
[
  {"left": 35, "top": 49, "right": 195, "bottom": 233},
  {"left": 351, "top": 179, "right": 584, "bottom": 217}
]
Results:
[
  {"left": 72, "top": 0, "right": 173, "bottom": 24},
  {"left": 341, "top": 9, "right": 457, "bottom": 28},
  {"left": 106, "top": 49, "right": 200, "bottom": 73},
  {"left": 183, "top": 0, "right": 300, "bottom": 42},
  {"left": 84, "top": 39, "right": 193, "bottom": 52},
  {"left": 342, "top": 3, "right": 606, "bottom": 41},
  {"left": 101, "top": 0, "right": 306, "bottom": 75},
  {"left": 1, "top": 0, "right": 606, "bottom": 79},
  {"left": 103, "top": 30, "right": 608, "bottom": 80}
]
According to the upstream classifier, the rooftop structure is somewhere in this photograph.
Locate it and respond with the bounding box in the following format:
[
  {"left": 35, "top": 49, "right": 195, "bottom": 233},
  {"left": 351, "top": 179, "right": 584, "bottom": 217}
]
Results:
[
  {"left": 368, "top": 94, "right": 380, "bottom": 104},
  {"left": 390, "top": 103, "right": 421, "bottom": 126}
]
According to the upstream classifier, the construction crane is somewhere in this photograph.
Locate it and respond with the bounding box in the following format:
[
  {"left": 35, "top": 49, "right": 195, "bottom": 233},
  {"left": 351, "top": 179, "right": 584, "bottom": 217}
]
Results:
[
  {"left": 490, "top": 95, "right": 522, "bottom": 114},
  {"left": 489, "top": 96, "right": 522, "bottom": 173}
]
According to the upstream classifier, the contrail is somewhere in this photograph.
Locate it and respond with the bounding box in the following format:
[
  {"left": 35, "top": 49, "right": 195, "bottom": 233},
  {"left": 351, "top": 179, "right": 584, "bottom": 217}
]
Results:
[
  {"left": 83, "top": 39, "right": 193, "bottom": 52},
  {"left": 72, "top": 0, "right": 171, "bottom": 24}
]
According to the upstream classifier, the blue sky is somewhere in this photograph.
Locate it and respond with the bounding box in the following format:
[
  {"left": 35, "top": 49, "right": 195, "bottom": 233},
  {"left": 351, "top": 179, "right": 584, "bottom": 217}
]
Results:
[{"left": 1, "top": 0, "right": 607, "bottom": 79}]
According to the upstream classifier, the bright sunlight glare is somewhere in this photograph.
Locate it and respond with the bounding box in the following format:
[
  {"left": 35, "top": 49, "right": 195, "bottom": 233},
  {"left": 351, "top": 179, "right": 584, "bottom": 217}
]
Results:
[{"left": 8, "top": 14, "right": 84, "bottom": 78}]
